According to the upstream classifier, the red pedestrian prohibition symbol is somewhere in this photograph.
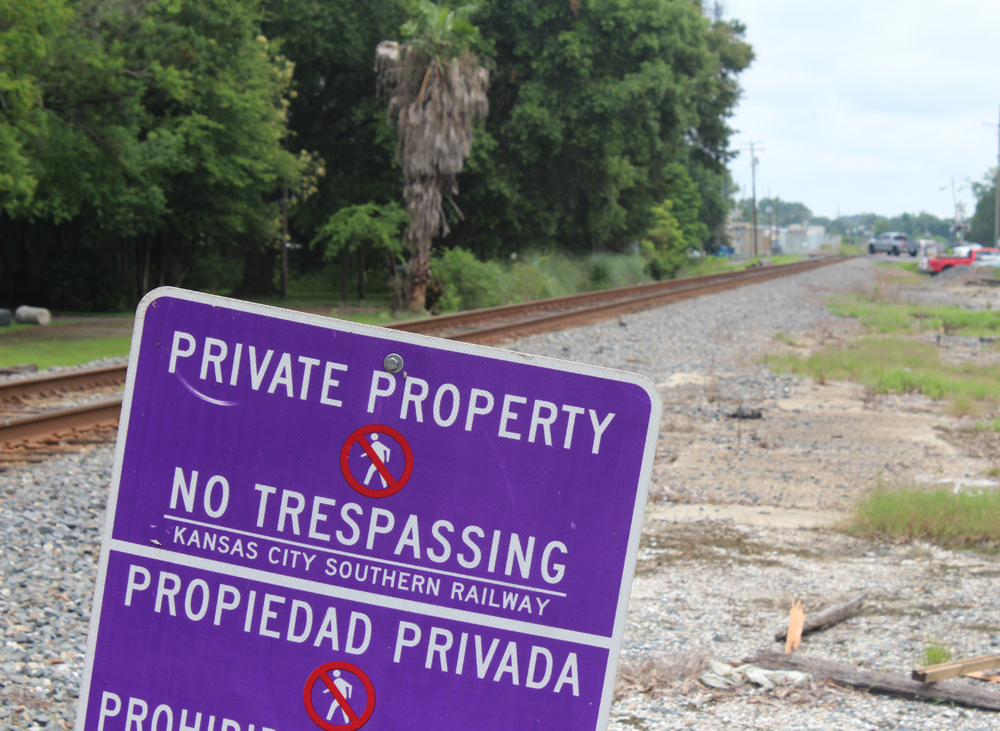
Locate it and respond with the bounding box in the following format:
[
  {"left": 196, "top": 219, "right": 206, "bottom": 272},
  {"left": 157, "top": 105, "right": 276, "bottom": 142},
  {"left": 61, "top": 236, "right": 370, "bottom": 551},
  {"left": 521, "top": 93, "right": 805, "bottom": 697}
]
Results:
[
  {"left": 303, "top": 661, "right": 376, "bottom": 731},
  {"left": 340, "top": 424, "right": 413, "bottom": 498}
]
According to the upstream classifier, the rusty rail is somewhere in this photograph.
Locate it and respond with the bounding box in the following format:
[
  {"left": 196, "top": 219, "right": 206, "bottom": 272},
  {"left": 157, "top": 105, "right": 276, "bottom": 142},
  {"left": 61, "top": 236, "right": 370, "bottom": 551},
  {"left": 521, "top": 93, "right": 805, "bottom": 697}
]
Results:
[
  {"left": 1, "top": 398, "right": 123, "bottom": 445},
  {"left": 391, "top": 256, "right": 843, "bottom": 343},
  {"left": 0, "top": 256, "right": 845, "bottom": 449},
  {"left": 0, "top": 364, "right": 128, "bottom": 402}
]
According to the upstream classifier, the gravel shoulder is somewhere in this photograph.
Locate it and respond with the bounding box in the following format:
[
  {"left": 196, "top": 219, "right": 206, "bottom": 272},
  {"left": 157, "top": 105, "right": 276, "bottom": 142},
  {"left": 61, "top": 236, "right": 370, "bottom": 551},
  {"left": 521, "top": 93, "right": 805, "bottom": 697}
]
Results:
[
  {"left": 504, "top": 258, "right": 1000, "bottom": 730},
  {"left": 4, "top": 258, "right": 1000, "bottom": 730}
]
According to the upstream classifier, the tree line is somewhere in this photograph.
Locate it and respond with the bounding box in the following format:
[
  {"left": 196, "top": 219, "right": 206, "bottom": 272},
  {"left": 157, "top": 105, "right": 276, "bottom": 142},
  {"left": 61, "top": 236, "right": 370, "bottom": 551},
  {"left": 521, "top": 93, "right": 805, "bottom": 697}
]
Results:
[
  {"left": 736, "top": 197, "right": 958, "bottom": 244},
  {"left": 0, "top": 0, "right": 753, "bottom": 312}
]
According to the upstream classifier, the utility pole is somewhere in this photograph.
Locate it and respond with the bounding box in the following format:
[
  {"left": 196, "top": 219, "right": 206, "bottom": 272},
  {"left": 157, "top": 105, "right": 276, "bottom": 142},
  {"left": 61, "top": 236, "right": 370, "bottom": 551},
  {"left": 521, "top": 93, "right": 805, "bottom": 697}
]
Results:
[
  {"left": 280, "top": 180, "right": 288, "bottom": 300},
  {"left": 750, "top": 142, "right": 759, "bottom": 257},
  {"left": 995, "top": 105, "right": 999, "bottom": 247},
  {"left": 983, "top": 108, "right": 1000, "bottom": 247},
  {"left": 736, "top": 141, "right": 764, "bottom": 257}
]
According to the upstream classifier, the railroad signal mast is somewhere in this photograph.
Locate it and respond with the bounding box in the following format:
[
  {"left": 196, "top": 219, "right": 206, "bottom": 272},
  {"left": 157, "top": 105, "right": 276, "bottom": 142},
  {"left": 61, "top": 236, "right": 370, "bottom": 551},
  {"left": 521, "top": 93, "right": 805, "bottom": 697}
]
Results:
[
  {"left": 739, "top": 142, "right": 765, "bottom": 257},
  {"left": 950, "top": 179, "right": 970, "bottom": 244}
]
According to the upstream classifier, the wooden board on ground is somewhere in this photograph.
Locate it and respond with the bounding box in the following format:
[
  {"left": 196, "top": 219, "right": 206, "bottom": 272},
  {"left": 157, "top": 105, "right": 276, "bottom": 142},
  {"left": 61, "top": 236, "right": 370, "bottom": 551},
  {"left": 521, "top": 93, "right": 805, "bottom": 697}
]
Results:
[
  {"left": 912, "top": 655, "right": 1000, "bottom": 683},
  {"left": 774, "top": 593, "right": 867, "bottom": 641},
  {"left": 747, "top": 651, "right": 1000, "bottom": 712}
]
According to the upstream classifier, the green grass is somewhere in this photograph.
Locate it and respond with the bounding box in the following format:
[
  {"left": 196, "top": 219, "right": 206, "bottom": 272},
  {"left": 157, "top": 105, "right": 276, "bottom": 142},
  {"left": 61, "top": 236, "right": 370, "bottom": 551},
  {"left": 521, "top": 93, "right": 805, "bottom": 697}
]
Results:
[
  {"left": 849, "top": 486, "right": 1000, "bottom": 547},
  {"left": 764, "top": 254, "right": 807, "bottom": 266},
  {"left": 923, "top": 639, "right": 952, "bottom": 666},
  {"left": 829, "top": 296, "right": 1000, "bottom": 336},
  {"left": 680, "top": 256, "right": 739, "bottom": 277},
  {"left": 768, "top": 337, "right": 1000, "bottom": 406},
  {"left": 773, "top": 331, "right": 798, "bottom": 346},
  {"left": 875, "top": 260, "right": 920, "bottom": 274},
  {"left": 737, "top": 254, "right": 804, "bottom": 269},
  {"left": 0, "top": 336, "right": 132, "bottom": 370},
  {"left": 334, "top": 310, "right": 411, "bottom": 326}
]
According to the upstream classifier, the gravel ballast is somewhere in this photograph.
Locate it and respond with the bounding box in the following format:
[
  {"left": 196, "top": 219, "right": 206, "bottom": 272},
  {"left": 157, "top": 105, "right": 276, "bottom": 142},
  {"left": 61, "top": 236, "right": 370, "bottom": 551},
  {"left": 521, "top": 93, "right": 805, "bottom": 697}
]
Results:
[{"left": 4, "top": 258, "right": 1000, "bottom": 729}]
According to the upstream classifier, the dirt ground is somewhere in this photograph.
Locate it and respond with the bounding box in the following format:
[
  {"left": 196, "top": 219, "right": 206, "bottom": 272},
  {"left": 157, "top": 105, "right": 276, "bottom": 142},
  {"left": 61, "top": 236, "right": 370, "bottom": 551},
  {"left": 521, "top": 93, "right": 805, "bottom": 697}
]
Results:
[
  {"left": 652, "top": 376, "right": 995, "bottom": 513},
  {"left": 608, "top": 262, "right": 1000, "bottom": 728},
  {"left": 647, "top": 264, "right": 1000, "bottom": 516}
]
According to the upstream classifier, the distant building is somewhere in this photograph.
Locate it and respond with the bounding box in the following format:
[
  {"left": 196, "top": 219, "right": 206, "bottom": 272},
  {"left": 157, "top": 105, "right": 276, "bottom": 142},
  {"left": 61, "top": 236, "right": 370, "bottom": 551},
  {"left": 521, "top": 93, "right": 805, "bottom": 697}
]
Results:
[
  {"left": 725, "top": 221, "right": 773, "bottom": 256},
  {"left": 775, "top": 225, "right": 841, "bottom": 254},
  {"left": 725, "top": 213, "right": 840, "bottom": 257}
]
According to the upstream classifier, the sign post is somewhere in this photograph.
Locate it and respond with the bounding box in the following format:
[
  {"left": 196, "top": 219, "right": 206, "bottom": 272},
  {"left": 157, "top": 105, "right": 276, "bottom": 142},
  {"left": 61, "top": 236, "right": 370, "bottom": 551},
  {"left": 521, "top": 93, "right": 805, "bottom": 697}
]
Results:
[{"left": 77, "top": 288, "right": 661, "bottom": 731}]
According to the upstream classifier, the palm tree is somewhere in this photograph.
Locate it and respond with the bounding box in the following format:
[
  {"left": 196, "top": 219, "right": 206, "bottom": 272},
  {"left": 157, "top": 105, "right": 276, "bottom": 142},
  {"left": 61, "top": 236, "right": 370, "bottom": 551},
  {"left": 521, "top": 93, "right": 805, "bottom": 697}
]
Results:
[{"left": 375, "top": 2, "right": 489, "bottom": 312}]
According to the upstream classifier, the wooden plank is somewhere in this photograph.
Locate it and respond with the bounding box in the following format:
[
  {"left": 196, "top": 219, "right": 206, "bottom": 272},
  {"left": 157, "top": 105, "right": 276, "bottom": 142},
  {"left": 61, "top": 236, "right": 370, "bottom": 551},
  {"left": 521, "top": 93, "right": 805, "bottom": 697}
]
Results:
[
  {"left": 912, "top": 655, "right": 1000, "bottom": 683},
  {"left": 775, "top": 593, "right": 867, "bottom": 641},
  {"left": 785, "top": 600, "right": 804, "bottom": 653},
  {"left": 746, "top": 651, "right": 1000, "bottom": 712},
  {"left": 966, "top": 672, "right": 1000, "bottom": 683}
]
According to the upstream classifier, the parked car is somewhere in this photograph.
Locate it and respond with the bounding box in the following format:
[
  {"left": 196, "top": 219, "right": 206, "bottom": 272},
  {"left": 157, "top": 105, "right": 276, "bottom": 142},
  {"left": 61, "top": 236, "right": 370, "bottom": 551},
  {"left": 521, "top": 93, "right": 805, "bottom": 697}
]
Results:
[
  {"left": 915, "top": 240, "right": 941, "bottom": 272},
  {"left": 925, "top": 247, "right": 1000, "bottom": 275},
  {"left": 972, "top": 250, "right": 1000, "bottom": 268},
  {"left": 868, "top": 231, "right": 912, "bottom": 256}
]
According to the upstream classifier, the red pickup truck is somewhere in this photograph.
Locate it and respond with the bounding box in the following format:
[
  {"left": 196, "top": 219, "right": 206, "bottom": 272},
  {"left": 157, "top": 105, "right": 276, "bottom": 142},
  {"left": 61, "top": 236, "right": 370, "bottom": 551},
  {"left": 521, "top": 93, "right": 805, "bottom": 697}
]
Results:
[{"left": 924, "top": 247, "right": 1000, "bottom": 274}]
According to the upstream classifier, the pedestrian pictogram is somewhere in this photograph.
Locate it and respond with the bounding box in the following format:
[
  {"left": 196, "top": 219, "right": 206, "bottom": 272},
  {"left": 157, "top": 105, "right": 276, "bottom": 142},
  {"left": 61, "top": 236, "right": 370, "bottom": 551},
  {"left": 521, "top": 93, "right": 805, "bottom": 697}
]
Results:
[
  {"left": 340, "top": 424, "right": 413, "bottom": 498},
  {"left": 303, "top": 661, "right": 376, "bottom": 731}
]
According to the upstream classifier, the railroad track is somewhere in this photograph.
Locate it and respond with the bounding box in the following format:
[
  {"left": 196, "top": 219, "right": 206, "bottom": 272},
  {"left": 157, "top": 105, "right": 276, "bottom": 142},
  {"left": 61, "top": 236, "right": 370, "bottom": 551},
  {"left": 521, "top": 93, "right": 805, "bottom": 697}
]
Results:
[
  {"left": 388, "top": 256, "right": 841, "bottom": 342},
  {"left": 0, "top": 256, "right": 844, "bottom": 453}
]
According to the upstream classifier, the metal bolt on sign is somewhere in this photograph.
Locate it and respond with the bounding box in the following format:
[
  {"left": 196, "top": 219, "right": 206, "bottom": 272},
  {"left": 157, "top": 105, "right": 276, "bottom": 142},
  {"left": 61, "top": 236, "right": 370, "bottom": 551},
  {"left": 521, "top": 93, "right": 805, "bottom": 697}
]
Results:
[{"left": 383, "top": 353, "right": 404, "bottom": 373}]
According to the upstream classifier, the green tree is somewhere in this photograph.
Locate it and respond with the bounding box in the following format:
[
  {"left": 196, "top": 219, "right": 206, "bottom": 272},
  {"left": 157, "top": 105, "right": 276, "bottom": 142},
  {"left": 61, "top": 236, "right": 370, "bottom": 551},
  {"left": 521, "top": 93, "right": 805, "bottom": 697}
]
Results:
[
  {"left": 132, "top": 0, "right": 304, "bottom": 297},
  {"left": 313, "top": 202, "right": 406, "bottom": 301},
  {"left": 641, "top": 199, "right": 687, "bottom": 280},
  {"left": 376, "top": 1, "right": 490, "bottom": 311},
  {"left": 0, "top": 0, "right": 73, "bottom": 216},
  {"left": 447, "top": 0, "right": 752, "bottom": 257},
  {"left": 748, "top": 197, "right": 813, "bottom": 227},
  {"left": 970, "top": 171, "right": 997, "bottom": 246},
  {"left": 662, "top": 163, "right": 709, "bottom": 251},
  {"left": 260, "top": 0, "right": 406, "bottom": 250},
  {"left": 0, "top": 0, "right": 304, "bottom": 309}
]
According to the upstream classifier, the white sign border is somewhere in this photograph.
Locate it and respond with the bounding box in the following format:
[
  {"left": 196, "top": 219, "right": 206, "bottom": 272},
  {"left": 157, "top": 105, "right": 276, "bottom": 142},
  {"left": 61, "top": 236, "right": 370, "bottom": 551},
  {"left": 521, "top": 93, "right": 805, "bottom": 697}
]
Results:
[{"left": 77, "top": 286, "right": 662, "bottom": 731}]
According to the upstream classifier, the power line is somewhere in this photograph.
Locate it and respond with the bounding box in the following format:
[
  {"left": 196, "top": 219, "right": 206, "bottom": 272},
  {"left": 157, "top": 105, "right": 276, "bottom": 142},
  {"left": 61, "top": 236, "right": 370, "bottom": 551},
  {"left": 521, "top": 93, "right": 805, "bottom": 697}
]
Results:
[
  {"left": 737, "top": 142, "right": 765, "bottom": 256},
  {"left": 986, "top": 106, "right": 1000, "bottom": 247}
]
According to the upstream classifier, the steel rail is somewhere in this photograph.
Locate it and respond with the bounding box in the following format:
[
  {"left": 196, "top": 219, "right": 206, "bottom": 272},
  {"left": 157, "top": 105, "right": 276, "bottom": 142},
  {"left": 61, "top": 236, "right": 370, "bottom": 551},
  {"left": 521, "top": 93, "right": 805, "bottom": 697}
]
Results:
[
  {"left": 406, "top": 257, "right": 842, "bottom": 344},
  {"left": 0, "top": 364, "right": 128, "bottom": 401},
  {"left": 0, "top": 256, "right": 845, "bottom": 448},
  {"left": 386, "top": 258, "right": 836, "bottom": 337},
  {"left": 0, "top": 398, "right": 123, "bottom": 445}
]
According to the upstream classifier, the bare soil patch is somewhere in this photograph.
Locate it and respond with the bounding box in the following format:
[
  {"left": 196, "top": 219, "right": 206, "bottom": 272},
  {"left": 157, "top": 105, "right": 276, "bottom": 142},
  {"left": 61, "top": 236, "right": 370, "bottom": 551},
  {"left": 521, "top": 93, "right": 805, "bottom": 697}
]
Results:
[
  {"left": 651, "top": 377, "right": 987, "bottom": 511},
  {"left": 610, "top": 262, "right": 1000, "bottom": 729}
]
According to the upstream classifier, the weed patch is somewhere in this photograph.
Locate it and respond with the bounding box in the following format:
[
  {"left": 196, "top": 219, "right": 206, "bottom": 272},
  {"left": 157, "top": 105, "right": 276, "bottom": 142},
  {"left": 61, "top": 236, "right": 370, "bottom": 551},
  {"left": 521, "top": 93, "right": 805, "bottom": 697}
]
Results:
[
  {"left": 768, "top": 337, "right": 1000, "bottom": 406},
  {"left": 848, "top": 486, "right": 1000, "bottom": 547},
  {"left": 876, "top": 261, "right": 920, "bottom": 275},
  {"left": 429, "top": 249, "right": 654, "bottom": 313},
  {"left": 923, "top": 637, "right": 952, "bottom": 666},
  {"left": 829, "top": 296, "right": 1000, "bottom": 336},
  {"left": 615, "top": 656, "right": 709, "bottom": 700}
]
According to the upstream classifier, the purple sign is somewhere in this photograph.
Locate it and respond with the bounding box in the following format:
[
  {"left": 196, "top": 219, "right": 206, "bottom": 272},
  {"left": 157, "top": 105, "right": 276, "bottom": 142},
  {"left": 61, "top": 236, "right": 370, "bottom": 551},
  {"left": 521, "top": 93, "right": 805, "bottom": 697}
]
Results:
[{"left": 77, "top": 288, "right": 661, "bottom": 731}]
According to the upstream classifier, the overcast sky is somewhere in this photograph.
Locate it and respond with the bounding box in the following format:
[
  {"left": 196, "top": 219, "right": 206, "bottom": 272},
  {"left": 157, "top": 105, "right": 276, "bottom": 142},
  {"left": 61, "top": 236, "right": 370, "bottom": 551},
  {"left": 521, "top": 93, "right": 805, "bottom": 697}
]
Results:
[{"left": 725, "top": 0, "right": 1000, "bottom": 221}]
